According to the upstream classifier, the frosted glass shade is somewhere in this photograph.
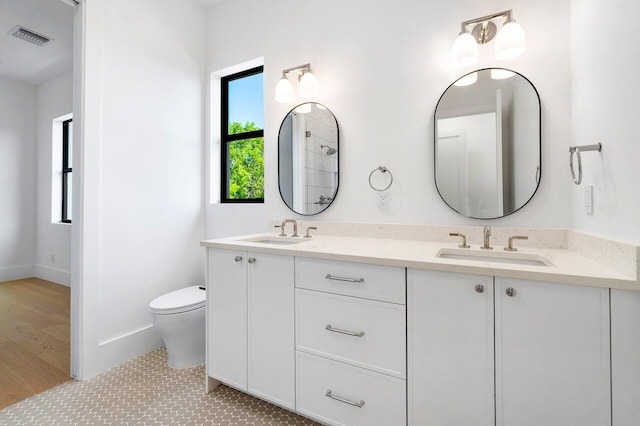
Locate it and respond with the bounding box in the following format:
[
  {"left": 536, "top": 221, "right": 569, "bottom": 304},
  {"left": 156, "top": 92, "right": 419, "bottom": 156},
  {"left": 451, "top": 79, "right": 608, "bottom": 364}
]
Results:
[
  {"left": 451, "top": 32, "right": 478, "bottom": 67},
  {"left": 294, "top": 103, "right": 312, "bottom": 114},
  {"left": 494, "top": 21, "right": 526, "bottom": 60},
  {"left": 275, "top": 77, "right": 294, "bottom": 103},
  {"left": 299, "top": 71, "right": 319, "bottom": 98},
  {"left": 453, "top": 72, "right": 477, "bottom": 87},
  {"left": 491, "top": 69, "right": 515, "bottom": 80}
]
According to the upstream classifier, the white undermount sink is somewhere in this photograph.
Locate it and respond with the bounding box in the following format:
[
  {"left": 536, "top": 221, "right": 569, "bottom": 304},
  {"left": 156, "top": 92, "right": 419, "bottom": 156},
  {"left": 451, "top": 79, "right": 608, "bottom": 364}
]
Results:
[
  {"left": 436, "top": 248, "right": 552, "bottom": 267},
  {"left": 238, "top": 236, "right": 306, "bottom": 245}
]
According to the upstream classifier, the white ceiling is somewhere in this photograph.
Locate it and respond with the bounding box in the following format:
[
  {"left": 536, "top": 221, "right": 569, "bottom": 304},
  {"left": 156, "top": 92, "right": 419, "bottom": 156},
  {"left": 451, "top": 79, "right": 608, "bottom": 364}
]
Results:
[{"left": 0, "top": 0, "right": 74, "bottom": 85}]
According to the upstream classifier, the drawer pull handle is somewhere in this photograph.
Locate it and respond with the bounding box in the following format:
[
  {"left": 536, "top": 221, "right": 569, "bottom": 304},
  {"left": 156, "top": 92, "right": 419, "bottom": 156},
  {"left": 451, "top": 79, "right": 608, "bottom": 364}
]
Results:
[
  {"left": 234, "top": 256, "right": 243, "bottom": 262},
  {"left": 325, "top": 274, "right": 364, "bottom": 283},
  {"left": 325, "top": 390, "right": 365, "bottom": 408},
  {"left": 325, "top": 324, "right": 365, "bottom": 337}
]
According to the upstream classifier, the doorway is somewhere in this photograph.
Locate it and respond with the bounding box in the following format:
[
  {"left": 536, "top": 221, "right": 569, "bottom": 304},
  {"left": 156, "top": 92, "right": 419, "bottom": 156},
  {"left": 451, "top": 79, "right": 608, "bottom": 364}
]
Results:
[{"left": 0, "top": 0, "right": 76, "bottom": 407}]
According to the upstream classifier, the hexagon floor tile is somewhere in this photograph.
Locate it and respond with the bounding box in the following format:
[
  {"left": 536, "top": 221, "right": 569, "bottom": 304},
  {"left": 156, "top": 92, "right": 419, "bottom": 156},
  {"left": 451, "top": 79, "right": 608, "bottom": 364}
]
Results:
[{"left": 0, "top": 349, "right": 319, "bottom": 425}]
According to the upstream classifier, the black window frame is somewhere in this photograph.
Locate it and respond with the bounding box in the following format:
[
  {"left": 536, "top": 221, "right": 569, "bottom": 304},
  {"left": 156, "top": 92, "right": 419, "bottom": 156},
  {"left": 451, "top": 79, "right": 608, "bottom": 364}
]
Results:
[
  {"left": 62, "top": 118, "right": 72, "bottom": 223},
  {"left": 220, "top": 65, "right": 264, "bottom": 203}
]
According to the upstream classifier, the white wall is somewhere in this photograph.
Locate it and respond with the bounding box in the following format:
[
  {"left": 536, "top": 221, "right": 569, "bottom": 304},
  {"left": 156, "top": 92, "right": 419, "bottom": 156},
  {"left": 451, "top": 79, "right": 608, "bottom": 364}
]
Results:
[
  {"left": 570, "top": 0, "right": 640, "bottom": 244},
  {"left": 205, "top": 0, "right": 573, "bottom": 238},
  {"left": 79, "top": 0, "right": 206, "bottom": 378},
  {"left": 0, "top": 77, "right": 37, "bottom": 281},
  {"left": 36, "top": 70, "right": 73, "bottom": 286}
]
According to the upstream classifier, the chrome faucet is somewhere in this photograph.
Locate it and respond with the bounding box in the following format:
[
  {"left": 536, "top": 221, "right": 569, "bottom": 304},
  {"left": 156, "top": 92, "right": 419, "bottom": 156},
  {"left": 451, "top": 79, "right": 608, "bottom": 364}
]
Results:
[
  {"left": 481, "top": 226, "right": 493, "bottom": 250},
  {"left": 280, "top": 219, "right": 299, "bottom": 237}
]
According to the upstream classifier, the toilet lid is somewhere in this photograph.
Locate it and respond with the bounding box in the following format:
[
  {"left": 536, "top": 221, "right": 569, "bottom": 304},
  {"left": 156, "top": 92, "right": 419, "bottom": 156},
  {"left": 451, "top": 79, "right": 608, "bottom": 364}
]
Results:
[{"left": 149, "top": 285, "right": 206, "bottom": 315}]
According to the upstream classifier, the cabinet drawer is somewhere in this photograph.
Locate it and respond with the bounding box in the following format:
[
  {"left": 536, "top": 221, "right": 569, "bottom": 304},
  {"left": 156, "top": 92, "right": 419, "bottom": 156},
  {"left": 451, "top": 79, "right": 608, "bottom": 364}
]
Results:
[
  {"left": 295, "top": 257, "right": 405, "bottom": 304},
  {"left": 296, "top": 289, "right": 406, "bottom": 378},
  {"left": 296, "top": 351, "right": 406, "bottom": 426}
]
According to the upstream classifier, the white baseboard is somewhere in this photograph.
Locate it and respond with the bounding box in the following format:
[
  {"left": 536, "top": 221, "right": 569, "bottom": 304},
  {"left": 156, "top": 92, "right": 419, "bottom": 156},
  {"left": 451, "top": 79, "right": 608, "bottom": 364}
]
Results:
[
  {"left": 35, "top": 264, "right": 71, "bottom": 287},
  {"left": 0, "top": 265, "right": 35, "bottom": 282},
  {"left": 97, "top": 324, "right": 163, "bottom": 375}
]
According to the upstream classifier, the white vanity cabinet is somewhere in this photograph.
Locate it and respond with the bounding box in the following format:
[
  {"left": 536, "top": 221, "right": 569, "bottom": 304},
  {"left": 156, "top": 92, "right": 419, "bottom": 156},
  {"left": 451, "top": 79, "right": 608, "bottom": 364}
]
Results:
[
  {"left": 409, "top": 270, "right": 611, "bottom": 426},
  {"left": 207, "top": 248, "right": 295, "bottom": 409},
  {"left": 495, "top": 278, "right": 611, "bottom": 426},
  {"left": 607, "top": 289, "right": 640, "bottom": 425},
  {"left": 205, "top": 240, "right": 627, "bottom": 426},
  {"left": 407, "top": 270, "right": 495, "bottom": 426},
  {"left": 207, "top": 248, "right": 247, "bottom": 390},
  {"left": 295, "top": 257, "right": 407, "bottom": 426}
]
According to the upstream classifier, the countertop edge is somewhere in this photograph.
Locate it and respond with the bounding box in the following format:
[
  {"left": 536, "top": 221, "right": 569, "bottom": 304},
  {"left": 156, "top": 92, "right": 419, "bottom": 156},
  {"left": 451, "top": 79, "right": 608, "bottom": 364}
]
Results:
[{"left": 200, "top": 237, "right": 639, "bottom": 291}]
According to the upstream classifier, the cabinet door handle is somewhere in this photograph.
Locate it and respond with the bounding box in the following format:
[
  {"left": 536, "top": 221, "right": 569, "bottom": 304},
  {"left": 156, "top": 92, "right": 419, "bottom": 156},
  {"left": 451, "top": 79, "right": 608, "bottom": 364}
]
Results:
[
  {"left": 234, "top": 256, "right": 243, "bottom": 262},
  {"left": 475, "top": 284, "right": 484, "bottom": 293},
  {"left": 325, "top": 324, "right": 365, "bottom": 337},
  {"left": 325, "top": 390, "right": 365, "bottom": 408},
  {"left": 325, "top": 274, "right": 364, "bottom": 283},
  {"left": 505, "top": 287, "right": 516, "bottom": 297},
  {"left": 247, "top": 257, "right": 256, "bottom": 264}
]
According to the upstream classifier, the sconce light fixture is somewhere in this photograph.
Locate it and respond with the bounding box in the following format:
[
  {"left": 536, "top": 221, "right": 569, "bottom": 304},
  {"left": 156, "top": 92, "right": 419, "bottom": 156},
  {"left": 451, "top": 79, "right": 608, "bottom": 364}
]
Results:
[
  {"left": 490, "top": 69, "right": 515, "bottom": 80},
  {"left": 451, "top": 10, "right": 526, "bottom": 67},
  {"left": 275, "top": 63, "right": 319, "bottom": 103}
]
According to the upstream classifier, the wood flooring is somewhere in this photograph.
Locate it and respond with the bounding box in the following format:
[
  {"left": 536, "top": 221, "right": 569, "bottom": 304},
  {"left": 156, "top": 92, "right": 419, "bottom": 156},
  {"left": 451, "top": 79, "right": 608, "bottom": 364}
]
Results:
[{"left": 0, "top": 278, "right": 71, "bottom": 409}]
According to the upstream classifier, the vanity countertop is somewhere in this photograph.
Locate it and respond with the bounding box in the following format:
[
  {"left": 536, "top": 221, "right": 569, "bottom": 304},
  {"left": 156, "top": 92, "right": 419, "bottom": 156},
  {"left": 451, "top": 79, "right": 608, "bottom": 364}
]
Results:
[{"left": 201, "top": 232, "right": 640, "bottom": 291}]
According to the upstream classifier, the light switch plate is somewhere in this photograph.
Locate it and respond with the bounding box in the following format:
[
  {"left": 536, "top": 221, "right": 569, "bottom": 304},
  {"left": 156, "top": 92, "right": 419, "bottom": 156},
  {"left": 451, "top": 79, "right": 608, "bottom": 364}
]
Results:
[
  {"left": 376, "top": 193, "right": 388, "bottom": 209},
  {"left": 584, "top": 185, "right": 593, "bottom": 214}
]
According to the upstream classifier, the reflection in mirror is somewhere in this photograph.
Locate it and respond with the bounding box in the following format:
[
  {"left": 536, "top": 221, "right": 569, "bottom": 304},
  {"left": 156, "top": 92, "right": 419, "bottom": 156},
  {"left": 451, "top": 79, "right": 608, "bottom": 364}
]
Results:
[
  {"left": 278, "top": 103, "right": 339, "bottom": 215},
  {"left": 435, "top": 68, "right": 540, "bottom": 219}
]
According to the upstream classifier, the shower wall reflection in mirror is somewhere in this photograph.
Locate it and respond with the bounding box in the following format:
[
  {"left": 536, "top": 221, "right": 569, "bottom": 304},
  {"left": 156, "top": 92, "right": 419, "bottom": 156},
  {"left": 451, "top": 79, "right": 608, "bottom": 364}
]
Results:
[
  {"left": 434, "top": 68, "right": 541, "bottom": 219},
  {"left": 278, "top": 103, "right": 339, "bottom": 215}
]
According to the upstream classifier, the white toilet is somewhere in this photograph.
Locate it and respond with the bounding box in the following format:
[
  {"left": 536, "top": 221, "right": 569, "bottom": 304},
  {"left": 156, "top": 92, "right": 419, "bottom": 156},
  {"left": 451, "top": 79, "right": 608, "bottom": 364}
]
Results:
[{"left": 149, "top": 285, "right": 206, "bottom": 369}]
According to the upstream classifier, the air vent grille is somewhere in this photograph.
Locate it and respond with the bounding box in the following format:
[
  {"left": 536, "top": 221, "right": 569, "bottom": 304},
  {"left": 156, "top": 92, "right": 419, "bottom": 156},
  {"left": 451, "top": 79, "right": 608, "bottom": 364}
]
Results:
[{"left": 9, "top": 26, "right": 52, "bottom": 47}]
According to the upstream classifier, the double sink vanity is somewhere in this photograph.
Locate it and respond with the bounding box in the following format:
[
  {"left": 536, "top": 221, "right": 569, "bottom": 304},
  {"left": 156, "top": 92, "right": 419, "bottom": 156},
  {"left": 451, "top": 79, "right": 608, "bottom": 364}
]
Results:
[
  {"left": 201, "top": 221, "right": 640, "bottom": 426},
  {"left": 201, "top": 61, "right": 635, "bottom": 426}
]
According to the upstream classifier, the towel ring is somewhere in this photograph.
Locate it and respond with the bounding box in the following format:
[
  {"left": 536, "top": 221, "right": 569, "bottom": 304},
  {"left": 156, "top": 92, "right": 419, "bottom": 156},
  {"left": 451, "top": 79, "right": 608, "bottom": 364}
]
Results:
[
  {"left": 569, "top": 148, "right": 582, "bottom": 185},
  {"left": 369, "top": 166, "right": 393, "bottom": 191},
  {"left": 569, "top": 143, "right": 602, "bottom": 185}
]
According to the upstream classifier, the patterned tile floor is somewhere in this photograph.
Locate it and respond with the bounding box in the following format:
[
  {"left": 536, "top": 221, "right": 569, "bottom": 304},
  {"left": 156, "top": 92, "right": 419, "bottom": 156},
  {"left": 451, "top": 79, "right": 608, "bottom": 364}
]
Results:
[{"left": 0, "top": 349, "right": 318, "bottom": 425}]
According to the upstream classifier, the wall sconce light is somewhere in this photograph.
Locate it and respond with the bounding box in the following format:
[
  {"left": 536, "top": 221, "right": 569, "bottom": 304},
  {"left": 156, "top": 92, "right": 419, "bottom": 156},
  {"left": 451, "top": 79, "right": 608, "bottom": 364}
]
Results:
[
  {"left": 490, "top": 69, "right": 515, "bottom": 80},
  {"left": 275, "top": 63, "right": 319, "bottom": 103},
  {"left": 451, "top": 10, "right": 526, "bottom": 67}
]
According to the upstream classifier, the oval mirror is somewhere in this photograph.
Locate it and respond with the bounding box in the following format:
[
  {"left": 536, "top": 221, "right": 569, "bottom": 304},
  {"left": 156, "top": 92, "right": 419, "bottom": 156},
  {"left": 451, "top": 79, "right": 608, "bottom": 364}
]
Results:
[
  {"left": 434, "top": 68, "right": 541, "bottom": 219},
  {"left": 278, "top": 102, "right": 339, "bottom": 215}
]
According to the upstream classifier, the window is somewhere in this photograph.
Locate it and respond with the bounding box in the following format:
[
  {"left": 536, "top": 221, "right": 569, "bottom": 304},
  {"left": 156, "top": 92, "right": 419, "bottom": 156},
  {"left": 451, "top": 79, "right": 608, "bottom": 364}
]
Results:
[
  {"left": 62, "top": 118, "right": 73, "bottom": 222},
  {"left": 221, "top": 66, "right": 264, "bottom": 203}
]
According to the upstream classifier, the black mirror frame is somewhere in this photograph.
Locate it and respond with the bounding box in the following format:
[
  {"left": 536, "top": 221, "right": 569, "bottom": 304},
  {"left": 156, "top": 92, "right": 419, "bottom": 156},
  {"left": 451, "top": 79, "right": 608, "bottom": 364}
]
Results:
[
  {"left": 433, "top": 67, "right": 542, "bottom": 220},
  {"left": 277, "top": 102, "right": 340, "bottom": 216}
]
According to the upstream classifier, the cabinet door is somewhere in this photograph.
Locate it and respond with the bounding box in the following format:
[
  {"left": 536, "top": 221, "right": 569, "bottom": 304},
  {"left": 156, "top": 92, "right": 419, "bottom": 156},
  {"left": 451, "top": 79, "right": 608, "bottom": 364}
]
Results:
[
  {"left": 611, "top": 289, "right": 640, "bottom": 425},
  {"left": 408, "top": 269, "right": 495, "bottom": 426},
  {"left": 207, "top": 248, "right": 247, "bottom": 390},
  {"left": 247, "top": 252, "right": 295, "bottom": 409},
  {"left": 496, "top": 278, "right": 610, "bottom": 426}
]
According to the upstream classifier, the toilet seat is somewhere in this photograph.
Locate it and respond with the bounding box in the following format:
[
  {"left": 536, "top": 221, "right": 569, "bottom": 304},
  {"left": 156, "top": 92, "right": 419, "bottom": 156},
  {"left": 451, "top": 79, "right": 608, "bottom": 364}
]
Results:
[{"left": 149, "top": 285, "right": 205, "bottom": 315}]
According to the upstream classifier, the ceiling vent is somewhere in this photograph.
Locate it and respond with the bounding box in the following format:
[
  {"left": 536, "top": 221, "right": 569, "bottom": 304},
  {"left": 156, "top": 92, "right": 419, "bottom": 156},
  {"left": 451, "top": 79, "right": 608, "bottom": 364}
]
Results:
[{"left": 9, "top": 25, "right": 53, "bottom": 47}]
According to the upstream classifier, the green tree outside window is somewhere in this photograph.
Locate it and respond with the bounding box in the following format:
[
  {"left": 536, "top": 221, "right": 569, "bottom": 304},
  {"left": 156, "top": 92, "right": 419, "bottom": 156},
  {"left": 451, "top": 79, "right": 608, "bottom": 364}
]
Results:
[{"left": 228, "top": 121, "right": 264, "bottom": 199}]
